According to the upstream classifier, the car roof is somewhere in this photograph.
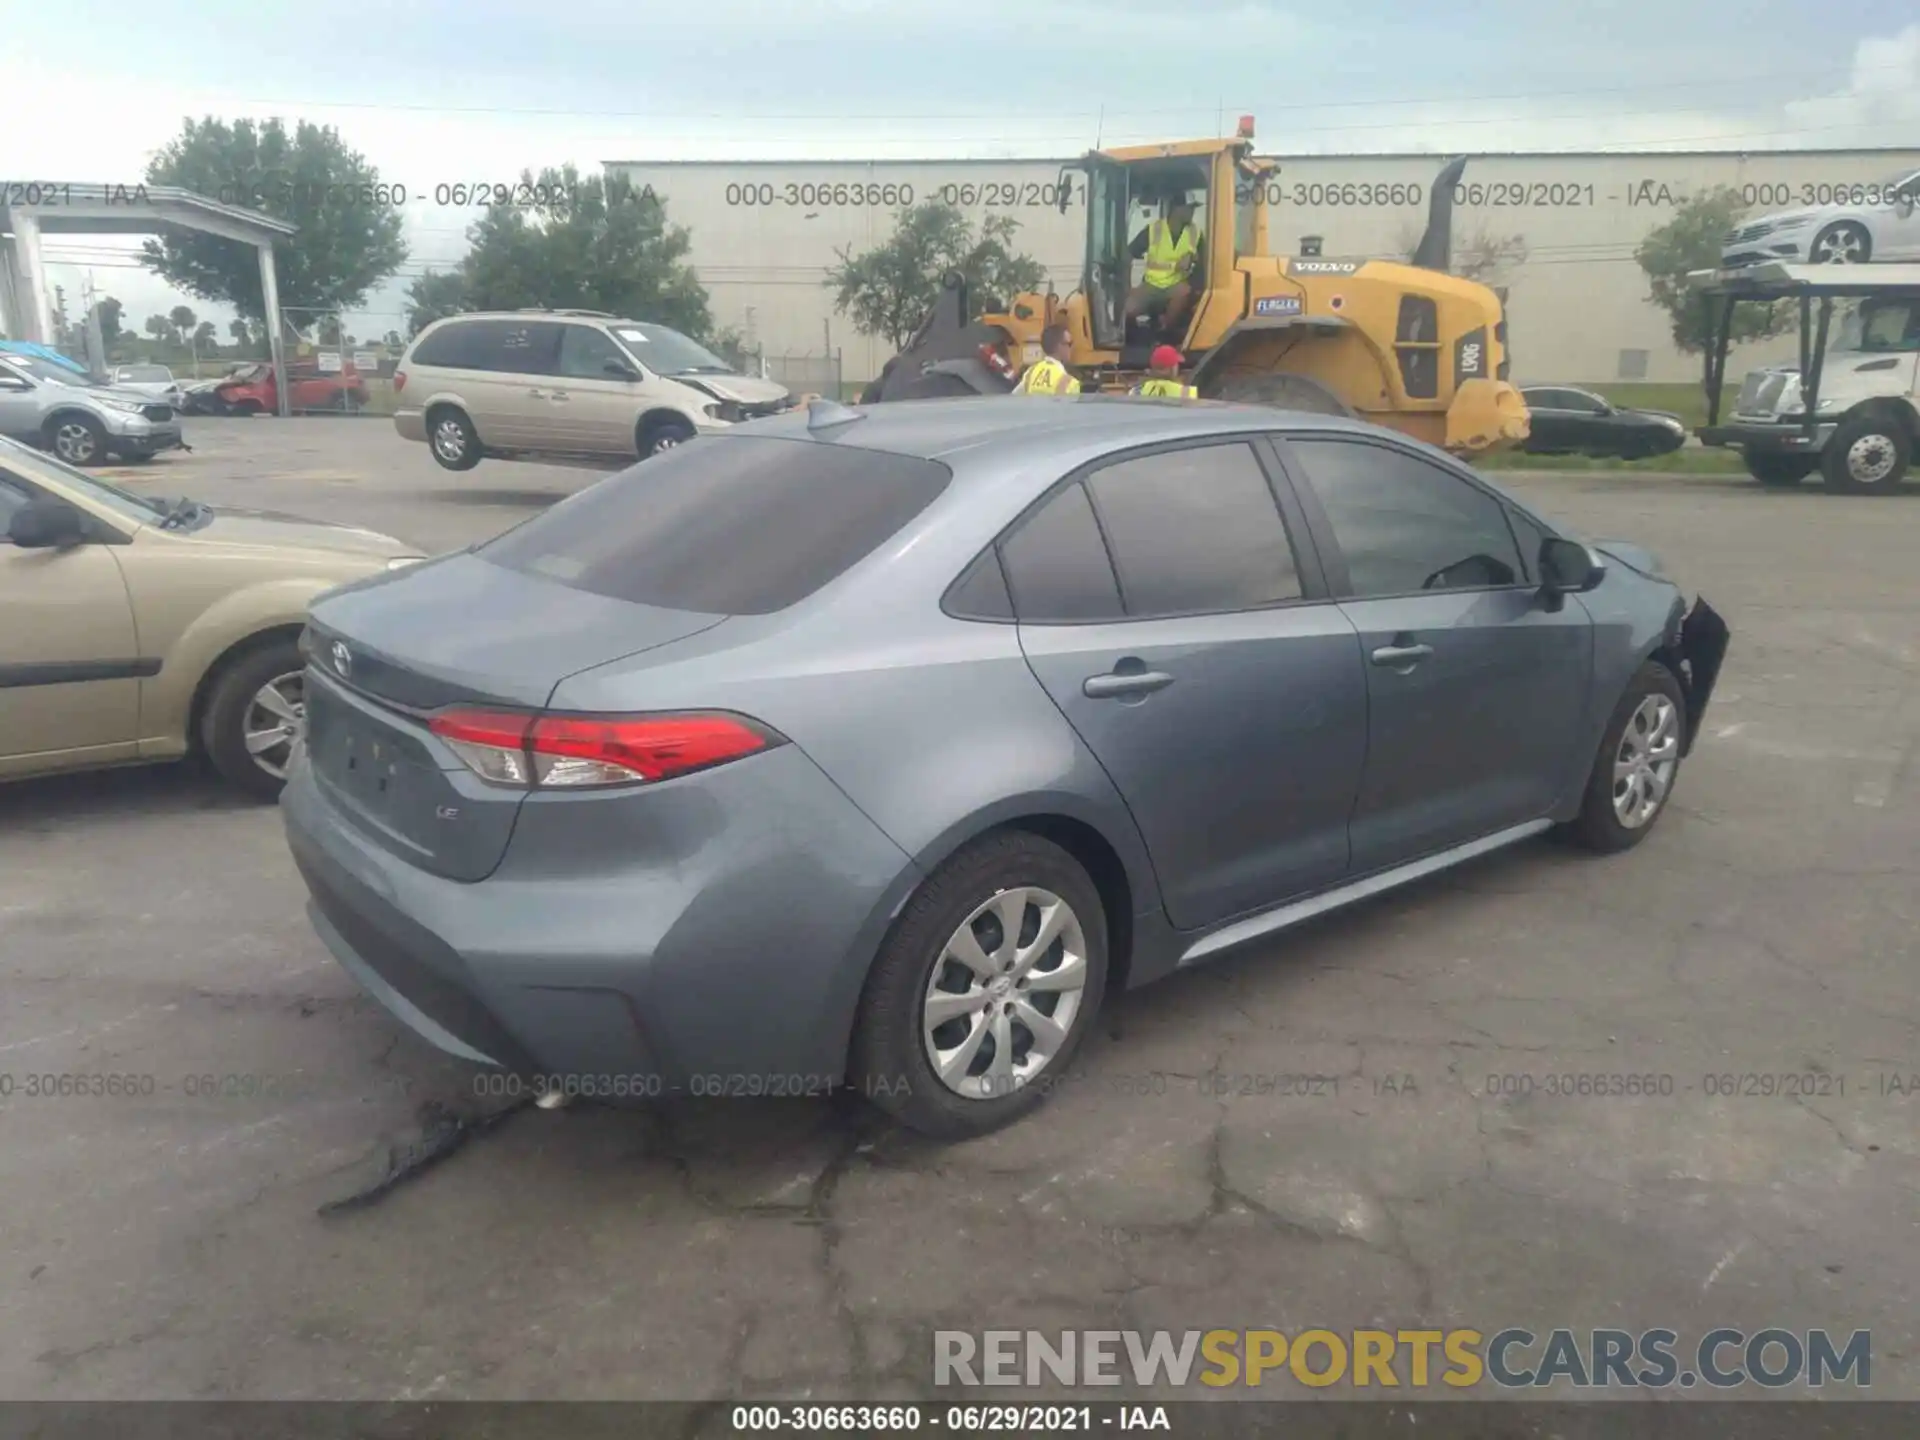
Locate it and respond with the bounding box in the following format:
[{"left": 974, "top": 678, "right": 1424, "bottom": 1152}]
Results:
[{"left": 726, "top": 394, "right": 1391, "bottom": 468}]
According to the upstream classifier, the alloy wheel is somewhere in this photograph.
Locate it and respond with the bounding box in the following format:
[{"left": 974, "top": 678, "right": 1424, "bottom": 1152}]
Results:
[
  {"left": 1813, "top": 227, "right": 1868, "bottom": 264},
  {"left": 432, "top": 418, "right": 467, "bottom": 462},
  {"left": 1846, "top": 432, "right": 1898, "bottom": 486},
  {"left": 54, "top": 422, "right": 98, "bottom": 463},
  {"left": 244, "top": 671, "right": 306, "bottom": 781},
  {"left": 1612, "top": 694, "right": 1679, "bottom": 829},
  {"left": 922, "top": 886, "right": 1089, "bottom": 1100}
]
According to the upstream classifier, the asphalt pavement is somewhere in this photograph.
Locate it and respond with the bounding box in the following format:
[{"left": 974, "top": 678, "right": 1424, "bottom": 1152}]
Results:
[{"left": 2, "top": 418, "right": 1916, "bottom": 1402}]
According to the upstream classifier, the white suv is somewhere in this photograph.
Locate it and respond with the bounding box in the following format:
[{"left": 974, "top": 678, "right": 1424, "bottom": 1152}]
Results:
[
  {"left": 394, "top": 311, "right": 796, "bottom": 471},
  {"left": 1721, "top": 169, "right": 1920, "bottom": 268}
]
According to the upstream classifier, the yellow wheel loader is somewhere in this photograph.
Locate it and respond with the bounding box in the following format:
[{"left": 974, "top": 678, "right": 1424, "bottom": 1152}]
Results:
[{"left": 859, "top": 119, "right": 1529, "bottom": 457}]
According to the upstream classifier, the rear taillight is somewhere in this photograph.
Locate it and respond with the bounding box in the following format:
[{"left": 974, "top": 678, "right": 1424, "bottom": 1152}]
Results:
[
  {"left": 428, "top": 709, "right": 783, "bottom": 789},
  {"left": 393, "top": 370, "right": 407, "bottom": 394}
]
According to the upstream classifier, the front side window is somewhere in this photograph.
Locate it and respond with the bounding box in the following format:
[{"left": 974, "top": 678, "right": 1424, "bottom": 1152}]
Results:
[
  {"left": 1287, "top": 438, "right": 1525, "bottom": 598},
  {"left": 1084, "top": 442, "right": 1302, "bottom": 617},
  {"left": 555, "top": 325, "right": 633, "bottom": 380},
  {"left": 0, "top": 441, "right": 164, "bottom": 526}
]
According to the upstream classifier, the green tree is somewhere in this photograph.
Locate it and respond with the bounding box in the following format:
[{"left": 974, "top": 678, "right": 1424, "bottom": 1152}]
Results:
[
  {"left": 168, "top": 304, "right": 197, "bottom": 335},
  {"left": 193, "top": 321, "right": 219, "bottom": 348},
  {"left": 381, "top": 329, "right": 403, "bottom": 349},
  {"left": 144, "top": 315, "right": 176, "bottom": 345},
  {"left": 826, "top": 199, "right": 1048, "bottom": 350},
  {"left": 1635, "top": 187, "right": 1793, "bottom": 354},
  {"left": 403, "top": 269, "right": 469, "bottom": 337},
  {"left": 138, "top": 116, "right": 407, "bottom": 321},
  {"left": 406, "top": 168, "right": 713, "bottom": 340},
  {"left": 96, "top": 297, "right": 124, "bottom": 345}
]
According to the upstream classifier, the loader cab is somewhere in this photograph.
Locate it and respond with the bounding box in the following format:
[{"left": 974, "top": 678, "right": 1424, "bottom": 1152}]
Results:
[{"left": 1074, "top": 137, "right": 1263, "bottom": 355}]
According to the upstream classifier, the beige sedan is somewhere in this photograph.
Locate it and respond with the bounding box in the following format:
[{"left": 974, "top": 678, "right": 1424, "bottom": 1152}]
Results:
[{"left": 0, "top": 437, "right": 422, "bottom": 799}]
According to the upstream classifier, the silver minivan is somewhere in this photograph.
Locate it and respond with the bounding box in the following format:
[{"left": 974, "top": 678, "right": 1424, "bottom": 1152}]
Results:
[{"left": 393, "top": 310, "right": 797, "bottom": 471}]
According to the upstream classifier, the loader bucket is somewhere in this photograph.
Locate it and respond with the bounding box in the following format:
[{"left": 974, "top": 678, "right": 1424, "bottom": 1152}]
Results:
[{"left": 859, "top": 269, "right": 1016, "bottom": 403}]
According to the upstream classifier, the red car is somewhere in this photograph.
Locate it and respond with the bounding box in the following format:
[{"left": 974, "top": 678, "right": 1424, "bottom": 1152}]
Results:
[{"left": 210, "top": 362, "right": 368, "bottom": 415}]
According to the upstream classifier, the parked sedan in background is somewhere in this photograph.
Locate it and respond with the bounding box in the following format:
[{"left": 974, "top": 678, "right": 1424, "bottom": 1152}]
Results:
[
  {"left": 1520, "top": 386, "right": 1689, "bottom": 460},
  {"left": 0, "top": 436, "right": 423, "bottom": 798},
  {"left": 110, "top": 364, "right": 188, "bottom": 410},
  {"left": 284, "top": 396, "right": 1728, "bottom": 1140}
]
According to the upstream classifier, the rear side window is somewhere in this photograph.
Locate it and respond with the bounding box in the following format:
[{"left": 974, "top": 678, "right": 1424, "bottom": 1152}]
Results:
[
  {"left": 1084, "top": 441, "right": 1301, "bottom": 616},
  {"left": 410, "top": 319, "right": 559, "bottom": 373},
  {"left": 999, "top": 481, "right": 1124, "bottom": 623},
  {"left": 478, "top": 436, "right": 951, "bottom": 615}
]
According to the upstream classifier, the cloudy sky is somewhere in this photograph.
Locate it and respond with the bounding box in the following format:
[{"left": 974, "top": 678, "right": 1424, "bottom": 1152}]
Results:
[{"left": 4, "top": 0, "right": 1918, "bottom": 339}]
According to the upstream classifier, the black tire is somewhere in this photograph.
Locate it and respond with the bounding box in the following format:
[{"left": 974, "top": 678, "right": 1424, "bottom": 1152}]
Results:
[
  {"left": 198, "top": 636, "right": 306, "bottom": 802},
  {"left": 425, "top": 405, "right": 482, "bottom": 471},
  {"left": 1744, "top": 452, "right": 1815, "bottom": 486},
  {"left": 45, "top": 412, "right": 110, "bottom": 466},
  {"left": 1565, "top": 661, "right": 1688, "bottom": 855},
  {"left": 231, "top": 399, "right": 263, "bottom": 416},
  {"left": 1810, "top": 221, "right": 1871, "bottom": 265},
  {"left": 638, "top": 414, "right": 695, "bottom": 458},
  {"left": 1820, "top": 414, "right": 1910, "bottom": 495},
  {"left": 1205, "top": 371, "right": 1355, "bottom": 417},
  {"left": 851, "top": 831, "right": 1110, "bottom": 1140}
]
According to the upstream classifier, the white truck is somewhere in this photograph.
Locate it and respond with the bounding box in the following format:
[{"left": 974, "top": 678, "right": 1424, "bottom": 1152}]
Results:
[{"left": 1693, "top": 262, "right": 1920, "bottom": 495}]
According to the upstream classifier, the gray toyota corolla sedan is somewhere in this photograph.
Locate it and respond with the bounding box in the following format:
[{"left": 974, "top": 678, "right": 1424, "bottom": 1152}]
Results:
[{"left": 282, "top": 396, "right": 1729, "bottom": 1139}]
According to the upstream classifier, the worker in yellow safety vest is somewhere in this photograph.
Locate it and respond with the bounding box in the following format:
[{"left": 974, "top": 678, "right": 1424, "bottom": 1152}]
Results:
[
  {"left": 1011, "top": 323, "right": 1081, "bottom": 395},
  {"left": 1133, "top": 345, "right": 1198, "bottom": 398},
  {"left": 1124, "top": 198, "right": 1203, "bottom": 336}
]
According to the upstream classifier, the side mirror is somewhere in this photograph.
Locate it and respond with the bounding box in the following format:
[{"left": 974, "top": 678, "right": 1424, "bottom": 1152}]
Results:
[
  {"left": 1539, "top": 537, "right": 1605, "bottom": 596},
  {"left": 9, "top": 497, "right": 90, "bottom": 549},
  {"left": 604, "top": 359, "right": 641, "bottom": 381}
]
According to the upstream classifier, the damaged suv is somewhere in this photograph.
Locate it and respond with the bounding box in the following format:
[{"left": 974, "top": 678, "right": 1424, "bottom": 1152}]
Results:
[{"left": 393, "top": 311, "right": 797, "bottom": 471}]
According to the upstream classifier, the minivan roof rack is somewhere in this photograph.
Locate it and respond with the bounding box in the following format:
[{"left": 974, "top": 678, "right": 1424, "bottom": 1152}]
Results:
[{"left": 512, "top": 308, "right": 617, "bottom": 317}]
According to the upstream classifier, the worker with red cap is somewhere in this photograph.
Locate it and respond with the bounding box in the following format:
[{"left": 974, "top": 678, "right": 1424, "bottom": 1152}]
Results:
[{"left": 1134, "top": 345, "right": 1197, "bottom": 399}]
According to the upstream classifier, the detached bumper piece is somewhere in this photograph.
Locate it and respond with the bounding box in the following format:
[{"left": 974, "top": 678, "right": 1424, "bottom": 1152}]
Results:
[{"left": 1677, "top": 597, "right": 1731, "bottom": 753}]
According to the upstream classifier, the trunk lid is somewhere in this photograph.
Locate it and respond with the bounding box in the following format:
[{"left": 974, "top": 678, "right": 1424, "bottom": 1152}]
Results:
[{"left": 301, "top": 553, "right": 724, "bottom": 880}]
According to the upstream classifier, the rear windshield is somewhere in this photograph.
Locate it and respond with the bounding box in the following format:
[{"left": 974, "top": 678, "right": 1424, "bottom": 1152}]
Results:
[{"left": 477, "top": 435, "right": 952, "bottom": 614}]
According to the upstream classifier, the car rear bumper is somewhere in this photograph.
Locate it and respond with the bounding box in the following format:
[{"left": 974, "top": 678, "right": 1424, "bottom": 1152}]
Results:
[
  {"left": 393, "top": 408, "right": 426, "bottom": 443},
  {"left": 280, "top": 741, "right": 920, "bottom": 1093}
]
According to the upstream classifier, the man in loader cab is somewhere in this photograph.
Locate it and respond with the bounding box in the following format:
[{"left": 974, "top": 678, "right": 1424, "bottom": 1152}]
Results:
[
  {"left": 1011, "top": 324, "right": 1081, "bottom": 395},
  {"left": 1125, "top": 197, "right": 1203, "bottom": 337},
  {"left": 1132, "top": 344, "right": 1197, "bottom": 398}
]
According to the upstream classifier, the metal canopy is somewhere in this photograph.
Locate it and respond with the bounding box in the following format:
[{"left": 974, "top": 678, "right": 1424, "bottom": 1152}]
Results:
[
  {"left": 1688, "top": 262, "right": 1920, "bottom": 298},
  {"left": 1, "top": 183, "right": 297, "bottom": 415}
]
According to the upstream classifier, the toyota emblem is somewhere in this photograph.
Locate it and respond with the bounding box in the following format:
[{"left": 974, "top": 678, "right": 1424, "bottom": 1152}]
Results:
[{"left": 330, "top": 640, "right": 352, "bottom": 678}]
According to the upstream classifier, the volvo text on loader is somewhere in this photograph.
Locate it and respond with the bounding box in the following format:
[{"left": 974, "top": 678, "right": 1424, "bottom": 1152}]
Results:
[{"left": 860, "top": 118, "right": 1530, "bottom": 458}]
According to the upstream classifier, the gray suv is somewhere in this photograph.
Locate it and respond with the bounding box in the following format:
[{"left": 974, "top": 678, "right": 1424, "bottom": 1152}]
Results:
[{"left": 0, "top": 354, "right": 185, "bottom": 465}]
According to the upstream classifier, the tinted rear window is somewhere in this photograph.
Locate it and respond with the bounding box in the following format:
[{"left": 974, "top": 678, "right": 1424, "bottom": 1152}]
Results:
[
  {"left": 411, "top": 319, "right": 559, "bottom": 373},
  {"left": 478, "top": 436, "right": 952, "bottom": 615}
]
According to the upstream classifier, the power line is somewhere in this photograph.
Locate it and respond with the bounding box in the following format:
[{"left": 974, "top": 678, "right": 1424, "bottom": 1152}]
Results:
[{"left": 190, "top": 58, "right": 1915, "bottom": 126}]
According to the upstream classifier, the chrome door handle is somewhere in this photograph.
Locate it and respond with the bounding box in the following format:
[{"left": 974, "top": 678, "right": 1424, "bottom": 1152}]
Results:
[
  {"left": 1083, "top": 670, "right": 1175, "bottom": 699},
  {"left": 549, "top": 390, "right": 569, "bottom": 402},
  {"left": 1370, "top": 643, "right": 1434, "bottom": 668},
  {"left": 527, "top": 388, "right": 546, "bottom": 399}
]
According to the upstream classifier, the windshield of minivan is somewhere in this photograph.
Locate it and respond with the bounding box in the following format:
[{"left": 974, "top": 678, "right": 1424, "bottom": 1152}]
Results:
[{"left": 608, "top": 323, "right": 735, "bottom": 376}]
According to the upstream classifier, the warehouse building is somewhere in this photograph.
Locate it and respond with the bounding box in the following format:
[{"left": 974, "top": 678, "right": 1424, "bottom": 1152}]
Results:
[{"left": 608, "top": 148, "right": 1920, "bottom": 389}]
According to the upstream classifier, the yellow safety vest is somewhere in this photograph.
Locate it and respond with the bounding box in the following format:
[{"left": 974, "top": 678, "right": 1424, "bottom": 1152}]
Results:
[
  {"left": 1143, "top": 219, "right": 1199, "bottom": 289},
  {"left": 1136, "top": 378, "right": 1197, "bottom": 398},
  {"left": 1014, "top": 356, "right": 1080, "bottom": 395}
]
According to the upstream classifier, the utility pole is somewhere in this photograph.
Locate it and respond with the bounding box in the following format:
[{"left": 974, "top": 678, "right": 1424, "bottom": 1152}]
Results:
[{"left": 81, "top": 273, "right": 106, "bottom": 380}]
